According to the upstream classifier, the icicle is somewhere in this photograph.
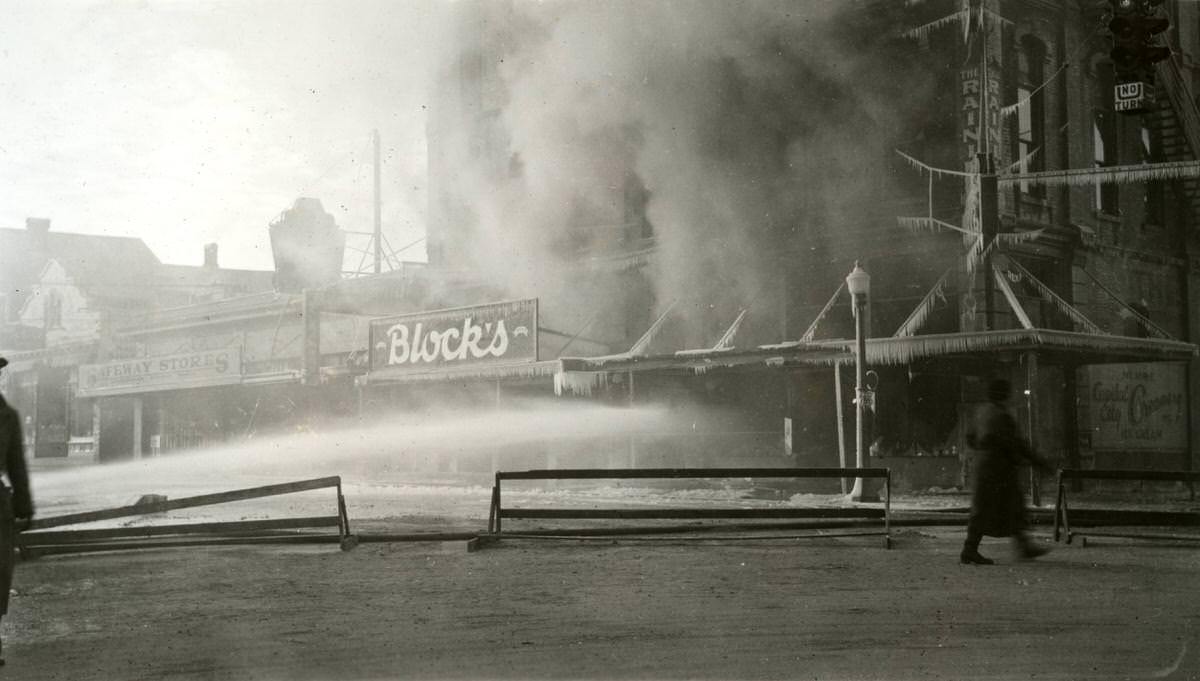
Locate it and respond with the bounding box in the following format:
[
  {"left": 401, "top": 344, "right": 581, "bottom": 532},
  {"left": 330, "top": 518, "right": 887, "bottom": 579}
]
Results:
[
  {"left": 628, "top": 300, "right": 676, "bottom": 356},
  {"left": 1005, "top": 258, "right": 1106, "bottom": 334},
  {"left": 380, "top": 360, "right": 562, "bottom": 387},
  {"left": 928, "top": 173, "right": 934, "bottom": 219},
  {"left": 982, "top": 8, "right": 1011, "bottom": 29},
  {"left": 553, "top": 371, "right": 610, "bottom": 397},
  {"left": 996, "top": 229, "right": 1044, "bottom": 247},
  {"left": 901, "top": 9, "right": 969, "bottom": 42},
  {"left": 991, "top": 260, "right": 1034, "bottom": 330},
  {"left": 809, "top": 330, "right": 1194, "bottom": 368},
  {"left": 1079, "top": 267, "right": 1175, "bottom": 340},
  {"left": 893, "top": 269, "right": 952, "bottom": 338},
  {"left": 1000, "top": 147, "right": 1040, "bottom": 176},
  {"left": 999, "top": 161, "right": 1200, "bottom": 188},
  {"left": 965, "top": 234, "right": 1000, "bottom": 281},
  {"left": 799, "top": 281, "right": 847, "bottom": 343},
  {"left": 895, "top": 149, "right": 975, "bottom": 179},
  {"left": 710, "top": 309, "right": 747, "bottom": 351},
  {"left": 898, "top": 217, "right": 973, "bottom": 236},
  {"left": 961, "top": 167, "right": 983, "bottom": 276},
  {"left": 1000, "top": 62, "right": 1068, "bottom": 120}
]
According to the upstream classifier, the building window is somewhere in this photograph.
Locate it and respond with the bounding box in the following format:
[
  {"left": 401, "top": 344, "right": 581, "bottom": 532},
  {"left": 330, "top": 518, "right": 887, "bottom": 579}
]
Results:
[
  {"left": 1141, "top": 122, "right": 1165, "bottom": 226},
  {"left": 1014, "top": 37, "right": 1046, "bottom": 199},
  {"left": 1094, "top": 63, "right": 1119, "bottom": 215},
  {"left": 44, "top": 290, "right": 62, "bottom": 329}
]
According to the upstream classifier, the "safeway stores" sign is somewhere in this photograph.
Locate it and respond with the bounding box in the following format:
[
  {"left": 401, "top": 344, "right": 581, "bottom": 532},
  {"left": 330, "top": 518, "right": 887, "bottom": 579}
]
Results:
[
  {"left": 369, "top": 299, "right": 537, "bottom": 374},
  {"left": 78, "top": 348, "right": 242, "bottom": 397}
]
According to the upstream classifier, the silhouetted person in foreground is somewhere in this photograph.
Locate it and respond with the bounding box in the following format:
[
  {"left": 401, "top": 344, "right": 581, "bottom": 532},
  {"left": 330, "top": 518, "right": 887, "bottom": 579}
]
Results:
[
  {"left": 961, "top": 378, "right": 1050, "bottom": 565},
  {"left": 0, "top": 357, "right": 33, "bottom": 664}
]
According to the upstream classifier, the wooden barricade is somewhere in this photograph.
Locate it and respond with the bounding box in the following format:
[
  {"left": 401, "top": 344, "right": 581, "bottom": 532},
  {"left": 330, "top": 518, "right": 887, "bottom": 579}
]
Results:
[
  {"left": 20, "top": 476, "right": 357, "bottom": 557},
  {"left": 1053, "top": 469, "right": 1200, "bottom": 545},
  {"left": 478, "top": 467, "right": 891, "bottom": 549}
]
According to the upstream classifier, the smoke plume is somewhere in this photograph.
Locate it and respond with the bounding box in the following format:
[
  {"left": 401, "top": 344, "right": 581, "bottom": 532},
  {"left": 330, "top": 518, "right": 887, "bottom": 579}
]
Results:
[{"left": 431, "top": 0, "right": 928, "bottom": 349}]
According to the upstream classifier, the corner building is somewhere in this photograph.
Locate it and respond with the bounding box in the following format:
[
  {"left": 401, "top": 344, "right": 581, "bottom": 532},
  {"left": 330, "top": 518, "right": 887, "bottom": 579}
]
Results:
[{"left": 422, "top": 0, "right": 1200, "bottom": 491}]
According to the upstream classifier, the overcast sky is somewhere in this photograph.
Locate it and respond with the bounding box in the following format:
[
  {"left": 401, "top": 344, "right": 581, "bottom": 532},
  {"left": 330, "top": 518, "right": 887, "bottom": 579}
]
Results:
[{"left": 0, "top": 0, "right": 439, "bottom": 271}]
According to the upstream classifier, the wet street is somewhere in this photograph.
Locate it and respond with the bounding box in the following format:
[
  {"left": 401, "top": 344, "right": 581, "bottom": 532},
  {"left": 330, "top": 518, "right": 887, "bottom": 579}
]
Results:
[
  {"left": 3, "top": 527, "right": 1198, "bottom": 681},
  {"left": 6, "top": 463, "right": 1200, "bottom": 681}
]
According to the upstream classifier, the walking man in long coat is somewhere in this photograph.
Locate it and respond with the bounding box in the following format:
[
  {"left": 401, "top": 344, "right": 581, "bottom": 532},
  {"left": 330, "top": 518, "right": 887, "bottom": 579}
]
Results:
[
  {"left": 960, "top": 378, "right": 1050, "bottom": 565},
  {"left": 0, "top": 357, "right": 34, "bottom": 664}
]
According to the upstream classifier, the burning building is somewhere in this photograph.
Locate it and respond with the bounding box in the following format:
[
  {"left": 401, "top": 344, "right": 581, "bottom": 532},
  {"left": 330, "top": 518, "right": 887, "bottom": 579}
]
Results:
[
  {"left": 410, "top": 0, "right": 1200, "bottom": 490},
  {"left": 4, "top": 1, "right": 1200, "bottom": 494}
]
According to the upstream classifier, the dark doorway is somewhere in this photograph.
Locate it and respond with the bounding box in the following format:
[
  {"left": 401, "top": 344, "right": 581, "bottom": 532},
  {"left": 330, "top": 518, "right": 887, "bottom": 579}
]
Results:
[{"left": 98, "top": 398, "right": 135, "bottom": 463}]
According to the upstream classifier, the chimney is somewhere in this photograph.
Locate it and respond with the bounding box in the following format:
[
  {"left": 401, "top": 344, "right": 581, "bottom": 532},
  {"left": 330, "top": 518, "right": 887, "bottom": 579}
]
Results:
[
  {"left": 26, "top": 217, "right": 50, "bottom": 252},
  {"left": 203, "top": 243, "right": 218, "bottom": 269}
]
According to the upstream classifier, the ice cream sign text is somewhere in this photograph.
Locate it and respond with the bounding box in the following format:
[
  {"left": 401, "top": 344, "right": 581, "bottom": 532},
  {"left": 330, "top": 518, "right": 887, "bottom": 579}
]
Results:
[
  {"left": 1087, "top": 362, "right": 1187, "bottom": 452},
  {"left": 369, "top": 299, "right": 538, "bottom": 373}
]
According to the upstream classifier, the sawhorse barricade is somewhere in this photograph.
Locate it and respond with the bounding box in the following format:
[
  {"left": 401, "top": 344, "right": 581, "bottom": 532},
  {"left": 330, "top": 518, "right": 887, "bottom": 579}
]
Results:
[
  {"left": 478, "top": 467, "right": 891, "bottom": 549},
  {"left": 20, "top": 476, "right": 357, "bottom": 557},
  {"left": 1054, "top": 469, "right": 1200, "bottom": 546}
]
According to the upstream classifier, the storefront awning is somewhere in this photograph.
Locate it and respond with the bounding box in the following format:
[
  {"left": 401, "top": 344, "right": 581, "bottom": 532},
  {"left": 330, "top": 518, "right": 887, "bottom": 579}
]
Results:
[
  {"left": 361, "top": 359, "right": 564, "bottom": 386},
  {"left": 356, "top": 328, "right": 1196, "bottom": 396},
  {"left": 559, "top": 343, "right": 846, "bottom": 374},
  {"left": 551, "top": 344, "right": 849, "bottom": 396},
  {"left": 807, "top": 329, "right": 1198, "bottom": 366}
]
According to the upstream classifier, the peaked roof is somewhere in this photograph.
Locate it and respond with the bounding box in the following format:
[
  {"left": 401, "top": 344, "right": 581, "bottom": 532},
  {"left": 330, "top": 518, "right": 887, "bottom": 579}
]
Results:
[{"left": 1, "top": 227, "right": 162, "bottom": 307}]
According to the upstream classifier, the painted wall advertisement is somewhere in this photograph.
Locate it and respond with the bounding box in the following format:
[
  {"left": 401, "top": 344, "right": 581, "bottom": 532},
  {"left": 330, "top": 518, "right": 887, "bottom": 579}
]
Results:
[
  {"left": 369, "top": 299, "right": 538, "bottom": 374},
  {"left": 78, "top": 348, "right": 242, "bottom": 397},
  {"left": 1087, "top": 363, "right": 1187, "bottom": 452}
]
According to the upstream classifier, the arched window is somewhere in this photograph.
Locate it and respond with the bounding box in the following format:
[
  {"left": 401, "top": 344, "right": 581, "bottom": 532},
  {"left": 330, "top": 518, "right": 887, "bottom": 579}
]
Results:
[
  {"left": 1093, "top": 61, "right": 1119, "bottom": 215},
  {"left": 1140, "top": 119, "right": 1165, "bottom": 226},
  {"left": 1014, "top": 36, "right": 1047, "bottom": 199}
]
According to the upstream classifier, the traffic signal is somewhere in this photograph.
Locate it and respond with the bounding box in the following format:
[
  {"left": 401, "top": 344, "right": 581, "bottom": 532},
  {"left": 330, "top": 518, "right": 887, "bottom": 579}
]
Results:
[{"left": 1108, "top": 0, "right": 1171, "bottom": 84}]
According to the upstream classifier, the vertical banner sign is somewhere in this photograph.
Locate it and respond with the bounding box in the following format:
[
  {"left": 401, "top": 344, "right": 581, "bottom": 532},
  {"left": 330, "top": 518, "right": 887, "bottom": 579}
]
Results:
[
  {"left": 1087, "top": 363, "right": 1187, "bottom": 452},
  {"left": 959, "top": 62, "right": 1002, "bottom": 162},
  {"left": 369, "top": 299, "right": 538, "bottom": 374}
]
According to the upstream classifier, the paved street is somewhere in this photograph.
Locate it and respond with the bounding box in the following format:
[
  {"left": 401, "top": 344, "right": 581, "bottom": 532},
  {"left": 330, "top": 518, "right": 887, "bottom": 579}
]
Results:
[{"left": 3, "top": 524, "right": 1197, "bottom": 681}]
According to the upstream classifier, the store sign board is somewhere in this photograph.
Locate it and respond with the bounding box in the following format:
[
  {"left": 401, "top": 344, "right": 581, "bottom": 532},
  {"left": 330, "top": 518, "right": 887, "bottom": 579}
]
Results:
[
  {"left": 1087, "top": 362, "right": 1187, "bottom": 452},
  {"left": 369, "top": 299, "right": 537, "bottom": 374},
  {"left": 78, "top": 348, "right": 242, "bottom": 397}
]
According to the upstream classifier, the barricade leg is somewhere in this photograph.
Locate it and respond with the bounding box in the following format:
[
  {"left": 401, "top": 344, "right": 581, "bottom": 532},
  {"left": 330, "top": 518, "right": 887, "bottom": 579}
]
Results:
[
  {"left": 1053, "top": 472, "right": 1062, "bottom": 543},
  {"left": 1061, "top": 481, "right": 1073, "bottom": 545},
  {"left": 884, "top": 474, "right": 891, "bottom": 549},
  {"left": 336, "top": 482, "right": 358, "bottom": 551}
]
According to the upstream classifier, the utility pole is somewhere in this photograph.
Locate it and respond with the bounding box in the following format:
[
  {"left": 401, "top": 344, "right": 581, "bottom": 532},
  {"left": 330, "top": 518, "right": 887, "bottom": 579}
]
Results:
[
  {"left": 980, "top": 152, "right": 999, "bottom": 330},
  {"left": 977, "top": 20, "right": 999, "bottom": 331},
  {"left": 373, "top": 129, "right": 383, "bottom": 274}
]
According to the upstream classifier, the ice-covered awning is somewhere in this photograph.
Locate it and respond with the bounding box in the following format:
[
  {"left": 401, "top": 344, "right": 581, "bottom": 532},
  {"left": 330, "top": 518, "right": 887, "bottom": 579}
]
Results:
[
  {"left": 809, "top": 329, "right": 1197, "bottom": 367},
  {"left": 552, "top": 343, "right": 848, "bottom": 396},
  {"left": 361, "top": 359, "right": 564, "bottom": 385}
]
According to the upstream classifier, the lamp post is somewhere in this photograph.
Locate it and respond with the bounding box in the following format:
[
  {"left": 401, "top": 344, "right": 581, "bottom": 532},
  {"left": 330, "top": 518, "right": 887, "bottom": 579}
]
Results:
[{"left": 846, "top": 261, "right": 878, "bottom": 502}]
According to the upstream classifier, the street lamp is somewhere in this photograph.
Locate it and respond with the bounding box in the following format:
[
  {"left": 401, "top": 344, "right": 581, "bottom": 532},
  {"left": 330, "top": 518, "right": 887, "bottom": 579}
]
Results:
[{"left": 846, "top": 261, "right": 878, "bottom": 502}]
